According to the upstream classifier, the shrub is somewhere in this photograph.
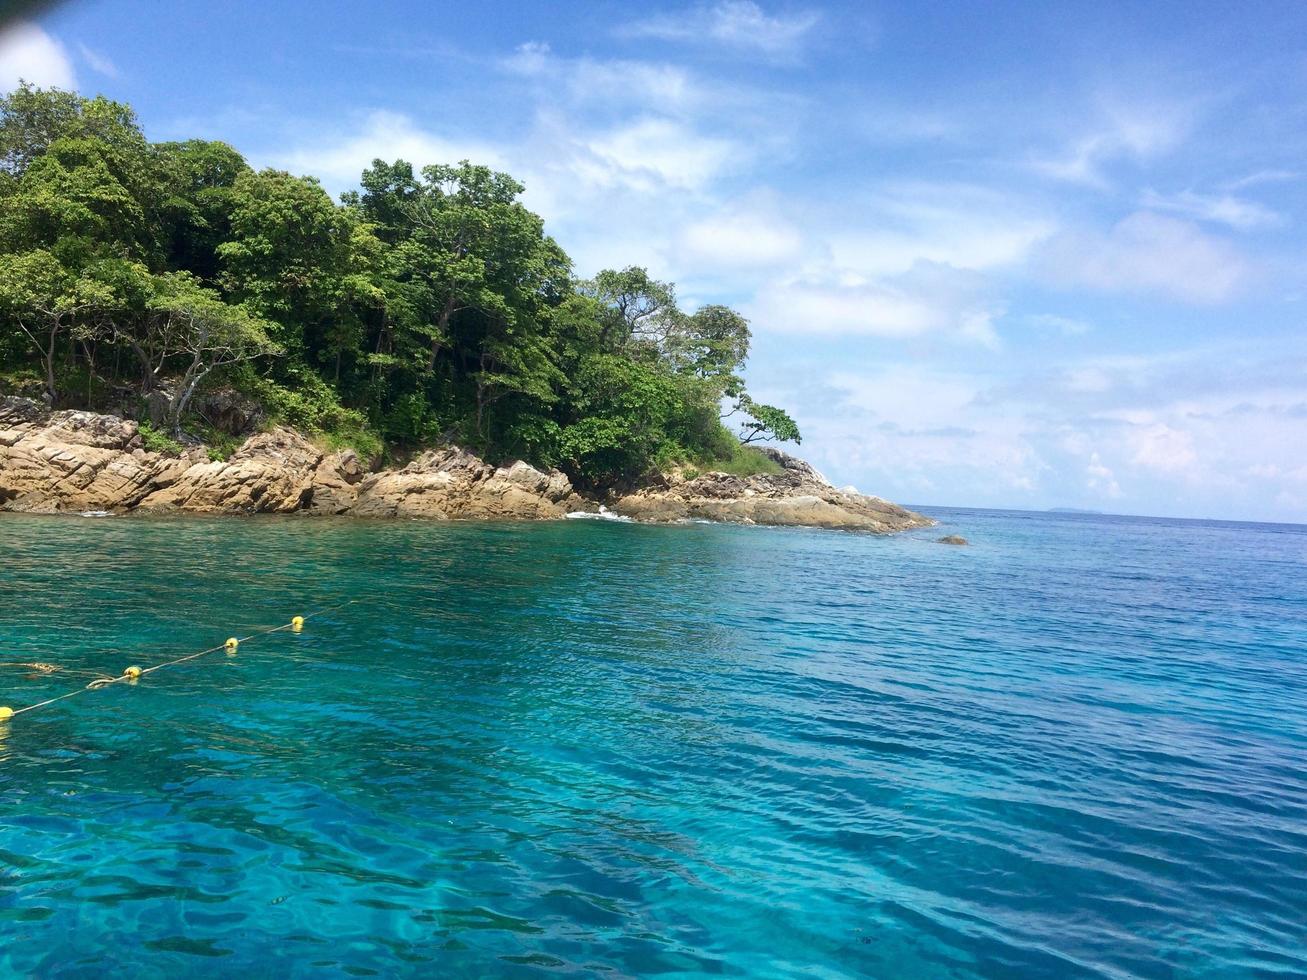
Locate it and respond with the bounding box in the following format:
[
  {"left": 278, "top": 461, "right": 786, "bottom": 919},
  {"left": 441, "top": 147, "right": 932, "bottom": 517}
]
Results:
[{"left": 138, "top": 420, "right": 185, "bottom": 456}]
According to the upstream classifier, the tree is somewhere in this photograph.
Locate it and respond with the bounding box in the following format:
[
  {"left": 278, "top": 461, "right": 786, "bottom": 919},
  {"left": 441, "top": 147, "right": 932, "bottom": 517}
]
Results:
[
  {"left": 557, "top": 355, "right": 681, "bottom": 487},
  {"left": 218, "top": 168, "right": 378, "bottom": 374},
  {"left": 668, "top": 303, "right": 750, "bottom": 393},
  {"left": 578, "top": 266, "right": 680, "bottom": 353},
  {"left": 144, "top": 273, "right": 278, "bottom": 433},
  {"left": 0, "top": 86, "right": 165, "bottom": 267},
  {"left": 156, "top": 139, "right": 251, "bottom": 281},
  {"left": 0, "top": 84, "right": 146, "bottom": 179},
  {"left": 733, "top": 395, "right": 801, "bottom": 445},
  {"left": 0, "top": 249, "right": 105, "bottom": 401},
  {"left": 355, "top": 159, "right": 571, "bottom": 443}
]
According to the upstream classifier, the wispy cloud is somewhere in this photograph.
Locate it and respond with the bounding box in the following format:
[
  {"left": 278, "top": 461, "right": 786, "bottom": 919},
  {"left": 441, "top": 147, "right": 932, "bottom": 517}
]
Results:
[
  {"left": 826, "top": 182, "right": 1054, "bottom": 277},
  {"left": 1139, "top": 188, "right": 1280, "bottom": 230},
  {"left": 678, "top": 195, "right": 804, "bottom": 269},
  {"left": 76, "top": 41, "right": 118, "bottom": 78},
  {"left": 1031, "top": 99, "right": 1192, "bottom": 188},
  {"left": 1223, "top": 169, "right": 1300, "bottom": 190},
  {"left": 1026, "top": 314, "right": 1092, "bottom": 336},
  {"left": 1086, "top": 452, "right": 1123, "bottom": 498},
  {"left": 271, "top": 110, "right": 506, "bottom": 190},
  {"left": 620, "top": 1, "right": 820, "bottom": 60}
]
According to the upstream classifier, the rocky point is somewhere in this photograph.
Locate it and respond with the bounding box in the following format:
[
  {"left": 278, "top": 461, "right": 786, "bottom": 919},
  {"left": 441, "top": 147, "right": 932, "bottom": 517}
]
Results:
[{"left": 0, "top": 399, "right": 932, "bottom": 532}]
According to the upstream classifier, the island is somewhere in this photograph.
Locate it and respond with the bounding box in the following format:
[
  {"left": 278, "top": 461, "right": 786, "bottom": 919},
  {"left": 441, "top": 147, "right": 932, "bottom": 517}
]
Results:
[{"left": 0, "top": 85, "right": 929, "bottom": 534}]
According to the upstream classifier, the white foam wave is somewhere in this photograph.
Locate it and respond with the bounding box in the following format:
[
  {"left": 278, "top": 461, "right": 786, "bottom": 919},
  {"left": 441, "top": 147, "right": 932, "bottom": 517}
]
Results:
[{"left": 564, "top": 506, "right": 633, "bottom": 523}]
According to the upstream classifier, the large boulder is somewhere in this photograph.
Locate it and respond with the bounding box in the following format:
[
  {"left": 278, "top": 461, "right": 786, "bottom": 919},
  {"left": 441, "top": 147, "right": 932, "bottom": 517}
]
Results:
[
  {"left": 351, "top": 447, "right": 582, "bottom": 520},
  {"left": 307, "top": 449, "right": 364, "bottom": 515},
  {"left": 0, "top": 400, "right": 172, "bottom": 512},
  {"left": 137, "top": 428, "right": 322, "bottom": 513}
]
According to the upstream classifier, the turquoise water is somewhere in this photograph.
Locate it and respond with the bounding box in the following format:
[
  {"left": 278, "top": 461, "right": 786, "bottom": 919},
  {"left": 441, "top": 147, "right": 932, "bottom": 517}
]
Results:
[{"left": 1, "top": 509, "right": 1305, "bottom": 978}]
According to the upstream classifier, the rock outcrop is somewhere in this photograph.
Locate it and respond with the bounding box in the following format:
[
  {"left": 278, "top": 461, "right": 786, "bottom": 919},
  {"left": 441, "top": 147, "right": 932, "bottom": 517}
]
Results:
[
  {"left": 0, "top": 400, "right": 187, "bottom": 514},
  {"left": 610, "top": 447, "right": 933, "bottom": 533},
  {"left": 0, "top": 400, "right": 931, "bottom": 532},
  {"left": 349, "top": 447, "right": 582, "bottom": 520},
  {"left": 0, "top": 399, "right": 582, "bottom": 521}
]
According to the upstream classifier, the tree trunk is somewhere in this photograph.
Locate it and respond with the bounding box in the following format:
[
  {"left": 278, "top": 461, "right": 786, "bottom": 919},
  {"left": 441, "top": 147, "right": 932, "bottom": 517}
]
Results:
[
  {"left": 43, "top": 322, "right": 58, "bottom": 405},
  {"left": 82, "top": 340, "right": 95, "bottom": 407},
  {"left": 428, "top": 295, "right": 457, "bottom": 371},
  {"left": 168, "top": 350, "right": 206, "bottom": 436}
]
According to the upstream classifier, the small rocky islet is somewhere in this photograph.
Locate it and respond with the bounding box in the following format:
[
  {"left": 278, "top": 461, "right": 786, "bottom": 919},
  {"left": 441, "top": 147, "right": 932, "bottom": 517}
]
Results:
[{"left": 0, "top": 397, "right": 934, "bottom": 533}]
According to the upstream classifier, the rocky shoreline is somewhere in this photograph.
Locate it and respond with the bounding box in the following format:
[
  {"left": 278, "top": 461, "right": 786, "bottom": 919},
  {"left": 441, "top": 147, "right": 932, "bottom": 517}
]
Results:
[{"left": 0, "top": 398, "right": 933, "bottom": 533}]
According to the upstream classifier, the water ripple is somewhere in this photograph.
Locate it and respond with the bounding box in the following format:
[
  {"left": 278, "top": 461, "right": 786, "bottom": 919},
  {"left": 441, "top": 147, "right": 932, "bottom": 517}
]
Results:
[{"left": 1, "top": 509, "right": 1305, "bottom": 977}]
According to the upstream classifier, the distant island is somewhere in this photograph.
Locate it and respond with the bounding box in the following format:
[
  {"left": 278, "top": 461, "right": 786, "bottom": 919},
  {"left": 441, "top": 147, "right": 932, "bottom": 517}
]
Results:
[
  {"left": 1049, "top": 508, "right": 1105, "bottom": 515},
  {"left": 0, "top": 85, "right": 929, "bottom": 533}
]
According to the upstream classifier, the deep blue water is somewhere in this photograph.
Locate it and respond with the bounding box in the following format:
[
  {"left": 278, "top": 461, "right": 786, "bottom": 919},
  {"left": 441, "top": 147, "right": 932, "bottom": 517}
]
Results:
[{"left": 1, "top": 508, "right": 1305, "bottom": 978}]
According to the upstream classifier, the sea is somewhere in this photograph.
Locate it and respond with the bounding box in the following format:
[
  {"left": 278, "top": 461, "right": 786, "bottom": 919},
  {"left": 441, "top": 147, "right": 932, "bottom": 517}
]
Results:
[{"left": 0, "top": 508, "right": 1304, "bottom": 978}]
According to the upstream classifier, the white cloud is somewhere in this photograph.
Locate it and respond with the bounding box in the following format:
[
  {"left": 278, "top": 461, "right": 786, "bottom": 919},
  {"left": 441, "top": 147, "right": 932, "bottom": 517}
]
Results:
[
  {"left": 1040, "top": 211, "right": 1250, "bottom": 304},
  {"left": 825, "top": 183, "right": 1054, "bottom": 277},
  {"left": 264, "top": 104, "right": 747, "bottom": 284},
  {"left": 621, "top": 1, "right": 820, "bottom": 59},
  {"left": 798, "top": 367, "right": 1045, "bottom": 500},
  {"left": 270, "top": 110, "right": 504, "bottom": 191},
  {"left": 76, "top": 41, "right": 118, "bottom": 78},
  {"left": 750, "top": 279, "right": 939, "bottom": 336},
  {"left": 1087, "top": 452, "right": 1123, "bottom": 498},
  {"left": 1127, "top": 422, "right": 1199, "bottom": 474},
  {"left": 959, "top": 310, "right": 1001, "bottom": 349},
  {"left": 746, "top": 265, "right": 1005, "bottom": 349},
  {"left": 0, "top": 21, "right": 76, "bottom": 92},
  {"left": 503, "top": 44, "right": 709, "bottom": 116},
  {"left": 1139, "top": 188, "right": 1280, "bottom": 230},
  {"left": 678, "top": 199, "right": 803, "bottom": 269},
  {"left": 1032, "top": 99, "right": 1191, "bottom": 187},
  {"left": 1224, "top": 169, "right": 1300, "bottom": 190},
  {"left": 1027, "top": 314, "right": 1091, "bottom": 336},
  {"left": 585, "top": 116, "right": 739, "bottom": 192}
]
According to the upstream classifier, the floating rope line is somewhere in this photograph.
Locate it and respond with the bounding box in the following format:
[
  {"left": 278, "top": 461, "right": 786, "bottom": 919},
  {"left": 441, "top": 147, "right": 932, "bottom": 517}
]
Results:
[
  {"left": 0, "top": 662, "right": 113, "bottom": 680},
  {"left": 0, "top": 600, "right": 355, "bottom": 722}
]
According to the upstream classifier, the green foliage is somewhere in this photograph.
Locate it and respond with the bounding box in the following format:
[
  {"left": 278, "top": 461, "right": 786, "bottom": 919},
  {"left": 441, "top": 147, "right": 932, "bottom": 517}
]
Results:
[
  {"left": 192, "top": 423, "right": 242, "bottom": 462},
  {"left": 734, "top": 395, "right": 802, "bottom": 445},
  {"left": 137, "top": 420, "right": 184, "bottom": 456},
  {"left": 0, "top": 86, "right": 803, "bottom": 490},
  {"left": 700, "top": 444, "right": 785, "bottom": 477},
  {"left": 0, "top": 365, "right": 44, "bottom": 397}
]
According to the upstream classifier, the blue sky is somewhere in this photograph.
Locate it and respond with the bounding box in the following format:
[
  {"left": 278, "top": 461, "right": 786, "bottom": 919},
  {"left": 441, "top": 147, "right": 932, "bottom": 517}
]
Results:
[{"left": 4, "top": 0, "right": 1307, "bottom": 522}]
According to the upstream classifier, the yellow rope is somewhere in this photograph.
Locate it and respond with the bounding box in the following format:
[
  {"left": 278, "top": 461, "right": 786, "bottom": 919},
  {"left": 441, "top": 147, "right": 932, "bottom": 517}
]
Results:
[
  {"left": 1, "top": 600, "right": 354, "bottom": 720},
  {"left": 0, "top": 662, "right": 115, "bottom": 680}
]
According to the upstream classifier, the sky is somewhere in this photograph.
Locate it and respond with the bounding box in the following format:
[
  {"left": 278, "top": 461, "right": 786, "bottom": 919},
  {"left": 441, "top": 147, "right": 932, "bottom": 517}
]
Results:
[{"left": 3, "top": 0, "right": 1307, "bottom": 522}]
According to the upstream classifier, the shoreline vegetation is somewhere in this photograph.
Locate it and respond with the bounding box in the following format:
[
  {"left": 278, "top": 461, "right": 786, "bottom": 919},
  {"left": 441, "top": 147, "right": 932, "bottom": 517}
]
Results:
[{"left": 0, "top": 85, "right": 927, "bottom": 532}]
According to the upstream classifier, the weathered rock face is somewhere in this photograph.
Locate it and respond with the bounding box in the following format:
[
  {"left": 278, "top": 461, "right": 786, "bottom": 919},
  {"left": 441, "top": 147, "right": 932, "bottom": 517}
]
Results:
[
  {"left": 136, "top": 429, "right": 327, "bottom": 514},
  {"left": 0, "top": 399, "right": 582, "bottom": 521},
  {"left": 351, "top": 447, "right": 583, "bottom": 520},
  {"left": 0, "top": 400, "right": 181, "bottom": 514},
  {"left": 0, "top": 401, "right": 929, "bottom": 532},
  {"left": 610, "top": 447, "right": 934, "bottom": 533}
]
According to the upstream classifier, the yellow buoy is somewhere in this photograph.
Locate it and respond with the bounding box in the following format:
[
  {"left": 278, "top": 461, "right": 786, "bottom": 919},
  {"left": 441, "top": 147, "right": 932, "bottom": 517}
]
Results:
[
  {"left": 291, "top": 615, "right": 304, "bottom": 633},
  {"left": 225, "top": 637, "right": 239, "bottom": 654},
  {"left": 0, "top": 706, "right": 13, "bottom": 721},
  {"left": 125, "top": 666, "right": 142, "bottom": 680}
]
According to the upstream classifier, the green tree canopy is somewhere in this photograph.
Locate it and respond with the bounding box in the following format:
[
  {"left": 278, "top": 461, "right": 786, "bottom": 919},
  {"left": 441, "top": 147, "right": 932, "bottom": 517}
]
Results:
[{"left": 0, "top": 85, "right": 802, "bottom": 484}]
